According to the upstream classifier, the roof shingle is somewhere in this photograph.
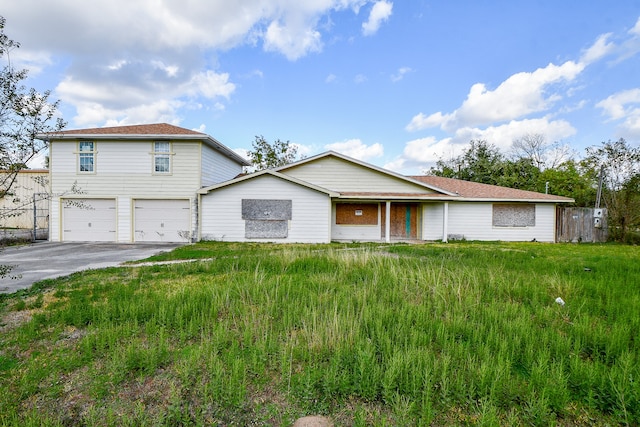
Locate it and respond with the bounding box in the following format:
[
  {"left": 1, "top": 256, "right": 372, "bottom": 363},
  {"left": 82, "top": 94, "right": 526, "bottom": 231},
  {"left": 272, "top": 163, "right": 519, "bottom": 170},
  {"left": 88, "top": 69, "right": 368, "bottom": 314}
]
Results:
[
  {"left": 410, "top": 175, "right": 573, "bottom": 201},
  {"left": 55, "top": 123, "right": 205, "bottom": 136}
]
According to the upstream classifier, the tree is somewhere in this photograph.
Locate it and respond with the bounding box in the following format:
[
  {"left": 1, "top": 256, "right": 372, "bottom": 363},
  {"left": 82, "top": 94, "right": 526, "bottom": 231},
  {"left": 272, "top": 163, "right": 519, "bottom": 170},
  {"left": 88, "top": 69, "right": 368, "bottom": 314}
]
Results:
[
  {"left": 247, "top": 135, "right": 299, "bottom": 170},
  {"left": 429, "top": 140, "right": 505, "bottom": 185},
  {"left": 1, "top": 16, "right": 64, "bottom": 203},
  {"left": 1, "top": 16, "right": 65, "bottom": 277},
  {"left": 511, "top": 133, "right": 571, "bottom": 170},
  {"left": 584, "top": 138, "right": 640, "bottom": 241},
  {"left": 496, "top": 157, "right": 540, "bottom": 191},
  {"left": 537, "top": 160, "right": 597, "bottom": 207},
  {"left": 428, "top": 138, "right": 597, "bottom": 206}
]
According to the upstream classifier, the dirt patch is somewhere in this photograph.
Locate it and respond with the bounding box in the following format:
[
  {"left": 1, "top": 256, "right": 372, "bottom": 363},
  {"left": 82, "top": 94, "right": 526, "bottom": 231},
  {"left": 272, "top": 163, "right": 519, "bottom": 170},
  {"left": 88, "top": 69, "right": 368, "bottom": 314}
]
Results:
[{"left": 0, "top": 309, "right": 32, "bottom": 333}]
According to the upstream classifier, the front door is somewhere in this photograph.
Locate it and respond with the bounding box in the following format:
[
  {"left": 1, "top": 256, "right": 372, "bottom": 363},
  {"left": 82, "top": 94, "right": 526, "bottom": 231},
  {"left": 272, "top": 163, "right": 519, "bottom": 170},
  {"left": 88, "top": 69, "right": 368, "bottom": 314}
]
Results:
[{"left": 389, "top": 203, "right": 419, "bottom": 239}]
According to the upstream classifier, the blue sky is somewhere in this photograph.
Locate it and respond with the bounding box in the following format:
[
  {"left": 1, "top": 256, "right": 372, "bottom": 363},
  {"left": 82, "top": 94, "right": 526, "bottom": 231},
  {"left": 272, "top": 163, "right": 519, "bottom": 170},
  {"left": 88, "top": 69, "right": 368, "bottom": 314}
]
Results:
[{"left": 2, "top": 1, "right": 640, "bottom": 174}]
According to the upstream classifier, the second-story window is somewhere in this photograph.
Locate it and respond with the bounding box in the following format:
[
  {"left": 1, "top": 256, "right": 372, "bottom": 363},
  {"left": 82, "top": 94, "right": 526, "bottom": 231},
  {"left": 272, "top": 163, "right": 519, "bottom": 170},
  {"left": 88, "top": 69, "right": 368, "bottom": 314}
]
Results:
[
  {"left": 79, "top": 141, "right": 95, "bottom": 173},
  {"left": 153, "top": 141, "right": 171, "bottom": 174}
]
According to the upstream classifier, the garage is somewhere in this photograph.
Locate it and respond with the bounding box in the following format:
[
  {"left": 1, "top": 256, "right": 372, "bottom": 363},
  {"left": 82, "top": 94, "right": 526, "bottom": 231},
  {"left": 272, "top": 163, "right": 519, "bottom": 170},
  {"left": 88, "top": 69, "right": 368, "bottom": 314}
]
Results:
[
  {"left": 62, "top": 198, "right": 116, "bottom": 242},
  {"left": 134, "top": 199, "right": 191, "bottom": 242}
]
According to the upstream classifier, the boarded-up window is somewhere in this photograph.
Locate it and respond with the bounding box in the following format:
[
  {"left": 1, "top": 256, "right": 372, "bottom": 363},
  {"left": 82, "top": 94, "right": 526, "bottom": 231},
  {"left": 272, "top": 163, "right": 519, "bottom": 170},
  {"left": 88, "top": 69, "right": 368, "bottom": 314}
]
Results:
[
  {"left": 493, "top": 204, "right": 535, "bottom": 227},
  {"left": 242, "top": 199, "right": 292, "bottom": 220},
  {"left": 245, "top": 220, "right": 289, "bottom": 238},
  {"left": 336, "top": 203, "right": 378, "bottom": 225},
  {"left": 242, "top": 199, "right": 292, "bottom": 238}
]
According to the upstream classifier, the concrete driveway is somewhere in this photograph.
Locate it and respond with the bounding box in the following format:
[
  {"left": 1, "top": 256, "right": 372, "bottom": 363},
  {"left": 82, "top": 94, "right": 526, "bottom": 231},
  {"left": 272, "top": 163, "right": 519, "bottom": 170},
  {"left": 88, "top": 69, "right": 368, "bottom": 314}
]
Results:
[{"left": 0, "top": 242, "right": 184, "bottom": 294}]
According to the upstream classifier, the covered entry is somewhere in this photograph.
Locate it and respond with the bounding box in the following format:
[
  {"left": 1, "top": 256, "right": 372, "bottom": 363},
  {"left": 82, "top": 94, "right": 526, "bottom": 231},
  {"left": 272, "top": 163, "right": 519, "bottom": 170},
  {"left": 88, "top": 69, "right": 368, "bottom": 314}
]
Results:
[
  {"left": 382, "top": 203, "right": 420, "bottom": 240},
  {"left": 134, "top": 199, "right": 191, "bottom": 242}
]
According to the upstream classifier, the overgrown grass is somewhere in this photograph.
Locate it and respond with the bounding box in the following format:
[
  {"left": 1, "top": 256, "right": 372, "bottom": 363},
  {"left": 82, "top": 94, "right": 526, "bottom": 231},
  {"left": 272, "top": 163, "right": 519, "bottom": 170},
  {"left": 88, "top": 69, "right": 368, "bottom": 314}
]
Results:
[{"left": 0, "top": 241, "right": 638, "bottom": 426}]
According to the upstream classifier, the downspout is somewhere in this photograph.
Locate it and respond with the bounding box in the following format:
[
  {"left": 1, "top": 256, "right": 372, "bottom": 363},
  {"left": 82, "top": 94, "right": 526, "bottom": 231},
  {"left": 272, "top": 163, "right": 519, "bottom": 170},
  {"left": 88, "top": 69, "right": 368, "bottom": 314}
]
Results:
[
  {"left": 194, "top": 194, "right": 200, "bottom": 243},
  {"left": 442, "top": 202, "right": 449, "bottom": 243}
]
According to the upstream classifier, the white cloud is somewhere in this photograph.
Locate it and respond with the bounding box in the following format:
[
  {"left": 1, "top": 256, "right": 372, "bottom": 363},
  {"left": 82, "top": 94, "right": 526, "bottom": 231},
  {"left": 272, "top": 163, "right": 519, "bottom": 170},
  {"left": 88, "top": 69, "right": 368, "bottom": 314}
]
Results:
[
  {"left": 56, "top": 65, "right": 234, "bottom": 126},
  {"left": 354, "top": 74, "right": 367, "bottom": 83},
  {"left": 232, "top": 148, "right": 251, "bottom": 162},
  {"left": 616, "top": 16, "right": 640, "bottom": 63},
  {"left": 72, "top": 99, "right": 186, "bottom": 128},
  {"left": 391, "top": 66, "right": 412, "bottom": 82},
  {"left": 187, "top": 71, "right": 236, "bottom": 99},
  {"left": 9, "top": 49, "right": 53, "bottom": 75},
  {"left": 596, "top": 88, "right": 640, "bottom": 120},
  {"left": 293, "top": 143, "right": 317, "bottom": 158},
  {"left": 3, "top": 0, "right": 369, "bottom": 60},
  {"left": 1, "top": 0, "right": 374, "bottom": 125},
  {"left": 151, "top": 60, "right": 180, "bottom": 78},
  {"left": 390, "top": 118, "right": 576, "bottom": 174},
  {"left": 580, "top": 33, "right": 615, "bottom": 64},
  {"left": 406, "top": 112, "right": 451, "bottom": 132},
  {"left": 455, "top": 118, "right": 576, "bottom": 152},
  {"left": 631, "top": 17, "right": 640, "bottom": 36},
  {"left": 399, "top": 21, "right": 640, "bottom": 174},
  {"left": 263, "top": 20, "right": 323, "bottom": 61},
  {"left": 362, "top": 1, "right": 393, "bottom": 36},
  {"left": 406, "top": 60, "right": 584, "bottom": 133},
  {"left": 596, "top": 88, "right": 640, "bottom": 139},
  {"left": 325, "top": 138, "right": 384, "bottom": 160},
  {"left": 325, "top": 73, "right": 337, "bottom": 83},
  {"left": 458, "top": 62, "right": 581, "bottom": 129}
]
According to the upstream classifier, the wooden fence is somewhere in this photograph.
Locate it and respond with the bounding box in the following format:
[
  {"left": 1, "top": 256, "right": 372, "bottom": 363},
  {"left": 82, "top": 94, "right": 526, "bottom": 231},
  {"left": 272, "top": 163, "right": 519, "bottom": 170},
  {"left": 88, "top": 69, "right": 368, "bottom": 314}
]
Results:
[{"left": 556, "top": 207, "right": 608, "bottom": 243}]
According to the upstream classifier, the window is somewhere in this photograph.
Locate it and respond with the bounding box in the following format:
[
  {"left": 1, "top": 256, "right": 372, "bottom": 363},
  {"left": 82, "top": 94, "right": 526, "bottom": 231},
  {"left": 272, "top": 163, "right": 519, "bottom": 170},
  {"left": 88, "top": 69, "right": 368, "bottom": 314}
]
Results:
[
  {"left": 492, "top": 204, "right": 535, "bottom": 227},
  {"left": 78, "top": 141, "right": 95, "bottom": 173},
  {"left": 241, "top": 199, "right": 292, "bottom": 239},
  {"left": 336, "top": 203, "right": 378, "bottom": 225},
  {"left": 153, "top": 141, "right": 171, "bottom": 173}
]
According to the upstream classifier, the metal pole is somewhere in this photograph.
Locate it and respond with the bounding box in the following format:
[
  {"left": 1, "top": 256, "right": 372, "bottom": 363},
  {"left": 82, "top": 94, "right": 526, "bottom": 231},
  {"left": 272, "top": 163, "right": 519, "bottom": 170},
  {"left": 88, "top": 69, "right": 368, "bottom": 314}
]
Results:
[
  {"left": 595, "top": 166, "right": 604, "bottom": 208},
  {"left": 33, "top": 192, "right": 37, "bottom": 242}
]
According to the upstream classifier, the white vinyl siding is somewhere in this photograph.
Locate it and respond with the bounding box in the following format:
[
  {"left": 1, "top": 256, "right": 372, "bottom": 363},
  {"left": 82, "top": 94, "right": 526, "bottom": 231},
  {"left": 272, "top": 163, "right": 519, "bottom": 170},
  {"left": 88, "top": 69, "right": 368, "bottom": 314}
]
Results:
[
  {"left": 200, "top": 144, "right": 244, "bottom": 187},
  {"left": 49, "top": 136, "right": 247, "bottom": 243},
  {"left": 422, "top": 202, "right": 557, "bottom": 242},
  {"left": 62, "top": 198, "right": 116, "bottom": 242},
  {"left": 49, "top": 140, "right": 202, "bottom": 242},
  {"left": 50, "top": 141, "right": 201, "bottom": 198},
  {"left": 331, "top": 203, "right": 382, "bottom": 241},
  {"left": 281, "top": 156, "right": 434, "bottom": 193},
  {"left": 200, "top": 175, "right": 331, "bottom": 243},
  {"left": 422, "top": 203, "right": 445, "bottom": 241}
]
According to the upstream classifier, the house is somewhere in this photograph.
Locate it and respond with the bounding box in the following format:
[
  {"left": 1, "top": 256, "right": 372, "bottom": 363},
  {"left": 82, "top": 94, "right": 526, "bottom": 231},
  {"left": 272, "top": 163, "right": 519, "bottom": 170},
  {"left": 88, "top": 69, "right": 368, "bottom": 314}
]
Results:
[
  {"left": 198, "top": 151, "right": 574, "bottom": 243},
  {"left": 39, "top": 124, "right": 573, "bottom": 244},
  {"left": 39, "top": 123, "right": 250, "bottom": 243}
]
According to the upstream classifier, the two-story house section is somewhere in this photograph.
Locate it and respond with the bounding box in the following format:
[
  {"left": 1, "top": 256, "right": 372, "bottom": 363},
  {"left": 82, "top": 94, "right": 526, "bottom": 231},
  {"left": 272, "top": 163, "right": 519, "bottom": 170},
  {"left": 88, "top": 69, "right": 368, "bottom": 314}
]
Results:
[{"left": 39, "top": 123, "right": 249, "bottom": 243}]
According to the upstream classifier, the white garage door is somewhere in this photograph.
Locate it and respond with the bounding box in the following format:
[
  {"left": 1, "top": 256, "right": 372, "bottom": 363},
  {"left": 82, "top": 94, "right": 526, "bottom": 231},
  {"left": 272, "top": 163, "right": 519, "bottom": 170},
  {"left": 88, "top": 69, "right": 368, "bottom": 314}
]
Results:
[
  {"left": 62, "top": 199, "right": 116, "bottom": 242},
  {"left": 134, "top": 199, "right": 191, "bottom": 242}
]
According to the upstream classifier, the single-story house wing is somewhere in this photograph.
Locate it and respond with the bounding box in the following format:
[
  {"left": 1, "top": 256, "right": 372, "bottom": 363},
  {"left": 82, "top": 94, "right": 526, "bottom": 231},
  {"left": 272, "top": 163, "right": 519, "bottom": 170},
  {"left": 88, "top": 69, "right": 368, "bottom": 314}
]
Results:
[{"left": 198, "top": 151, "right": 574, "bottom": 243}]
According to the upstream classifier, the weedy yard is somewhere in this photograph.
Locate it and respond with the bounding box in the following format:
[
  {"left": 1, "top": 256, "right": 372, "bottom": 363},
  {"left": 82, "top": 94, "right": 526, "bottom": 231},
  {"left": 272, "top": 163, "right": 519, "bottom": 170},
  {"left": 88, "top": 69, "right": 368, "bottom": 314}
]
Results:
[{"left": 0, "top": 241, "right": 638, "bottom": 426}]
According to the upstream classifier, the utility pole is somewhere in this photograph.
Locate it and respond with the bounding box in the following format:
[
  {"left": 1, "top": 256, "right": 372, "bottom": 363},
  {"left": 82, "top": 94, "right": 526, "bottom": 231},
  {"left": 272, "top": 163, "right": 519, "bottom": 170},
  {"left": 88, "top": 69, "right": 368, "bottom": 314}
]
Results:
[{"left": 595, "top": 166, "right": 604, "bottom": 208}]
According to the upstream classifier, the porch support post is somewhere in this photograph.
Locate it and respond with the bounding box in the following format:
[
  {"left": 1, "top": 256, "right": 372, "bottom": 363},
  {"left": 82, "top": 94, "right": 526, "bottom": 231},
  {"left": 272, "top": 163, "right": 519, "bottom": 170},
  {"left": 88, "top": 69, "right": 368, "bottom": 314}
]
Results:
[
  {"left": 443, "top": 202, "right": 449, "bottom": 243},
  {"left": 385, "top": 201, "right": 391, "bottom": 243}
]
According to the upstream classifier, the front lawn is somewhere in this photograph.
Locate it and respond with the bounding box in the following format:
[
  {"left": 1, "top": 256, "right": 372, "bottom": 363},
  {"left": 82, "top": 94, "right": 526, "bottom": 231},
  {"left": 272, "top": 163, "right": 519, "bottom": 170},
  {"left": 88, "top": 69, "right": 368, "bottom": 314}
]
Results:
[{"left": 1, "top": 241, "right": 638, "bottom": 426}]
